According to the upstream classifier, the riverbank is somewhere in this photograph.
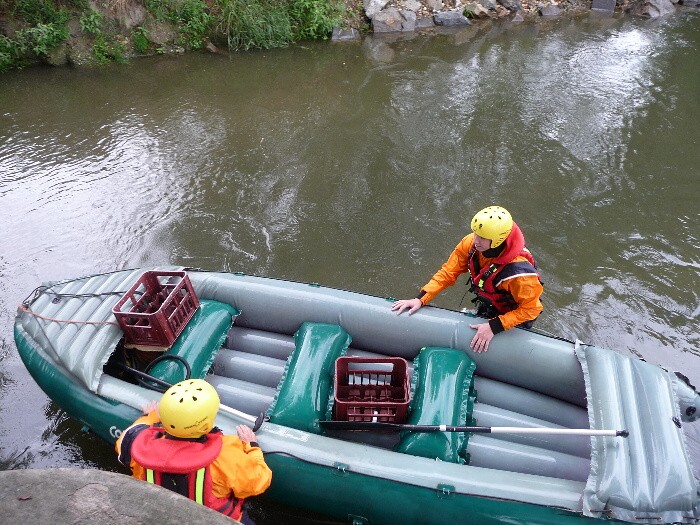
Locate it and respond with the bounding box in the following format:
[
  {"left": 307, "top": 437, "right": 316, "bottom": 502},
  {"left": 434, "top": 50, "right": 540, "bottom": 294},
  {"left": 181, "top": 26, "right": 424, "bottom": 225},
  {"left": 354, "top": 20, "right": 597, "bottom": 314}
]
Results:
[{"left": 1, "top": 0, "right": 697, "bottom": 71}]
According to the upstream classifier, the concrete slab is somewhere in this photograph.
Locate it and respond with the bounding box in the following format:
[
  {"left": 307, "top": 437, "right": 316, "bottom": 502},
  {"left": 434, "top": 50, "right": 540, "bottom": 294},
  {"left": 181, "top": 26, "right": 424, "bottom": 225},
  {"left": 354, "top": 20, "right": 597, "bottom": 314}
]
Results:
[{"left": 0, "top": 468, "right": 239, "bottom": 524}]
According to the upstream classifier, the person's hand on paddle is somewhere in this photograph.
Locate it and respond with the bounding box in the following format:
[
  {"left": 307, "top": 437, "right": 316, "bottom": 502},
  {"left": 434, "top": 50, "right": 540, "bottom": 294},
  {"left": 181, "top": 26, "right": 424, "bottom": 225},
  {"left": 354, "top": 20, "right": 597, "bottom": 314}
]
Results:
[
  {"left": 236, "top": 424, "right": 256, "bottom": 443},
  {"left": 470, "top": 322, "right": 494, "bottom": 353},
  {"left": 391, "top": 298, "right": 423, "bottom": 315}
]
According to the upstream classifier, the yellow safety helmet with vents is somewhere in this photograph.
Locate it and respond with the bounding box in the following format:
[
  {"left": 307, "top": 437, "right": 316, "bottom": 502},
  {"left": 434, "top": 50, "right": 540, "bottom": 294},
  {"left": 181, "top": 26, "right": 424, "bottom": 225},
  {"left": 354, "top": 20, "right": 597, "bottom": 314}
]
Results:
[
  {"left": 159, "top": 379, "right": 220, "bottom": 438},
  {"left": 470, "top": 206, "right": 513, "bottom": 248}
]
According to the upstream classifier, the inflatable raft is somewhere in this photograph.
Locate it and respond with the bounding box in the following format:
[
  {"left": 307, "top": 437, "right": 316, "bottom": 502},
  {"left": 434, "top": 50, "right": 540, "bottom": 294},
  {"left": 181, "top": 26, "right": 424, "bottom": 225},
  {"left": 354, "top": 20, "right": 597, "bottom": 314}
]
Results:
[{"left": 14, "top": 268, "right": 700, "bottom": 524}]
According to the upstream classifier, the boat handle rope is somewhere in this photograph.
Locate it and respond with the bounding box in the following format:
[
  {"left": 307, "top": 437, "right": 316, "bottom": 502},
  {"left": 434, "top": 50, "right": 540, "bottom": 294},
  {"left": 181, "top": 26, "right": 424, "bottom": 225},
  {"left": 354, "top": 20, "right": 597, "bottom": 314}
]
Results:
[{"left": 17, "top": 303, "right": 119, "bottom": 326}]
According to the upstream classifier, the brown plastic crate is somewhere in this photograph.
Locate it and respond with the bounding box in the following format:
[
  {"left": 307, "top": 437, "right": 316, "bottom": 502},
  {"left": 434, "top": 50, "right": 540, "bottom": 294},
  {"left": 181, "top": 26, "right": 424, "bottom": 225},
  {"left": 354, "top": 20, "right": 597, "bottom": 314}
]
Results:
[
  {"left": 334, "top": 356, "right": 410, "bottom": 423},
  {"left": 112, "top": 271, "right": 199, "bottom": 349}
]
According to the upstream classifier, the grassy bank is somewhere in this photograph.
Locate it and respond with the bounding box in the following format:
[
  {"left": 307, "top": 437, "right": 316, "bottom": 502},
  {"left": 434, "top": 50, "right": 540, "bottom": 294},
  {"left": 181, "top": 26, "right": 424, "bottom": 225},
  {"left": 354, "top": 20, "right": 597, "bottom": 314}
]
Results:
[{"left": 0, "top": 0, "right": 355, "bottom": 72}]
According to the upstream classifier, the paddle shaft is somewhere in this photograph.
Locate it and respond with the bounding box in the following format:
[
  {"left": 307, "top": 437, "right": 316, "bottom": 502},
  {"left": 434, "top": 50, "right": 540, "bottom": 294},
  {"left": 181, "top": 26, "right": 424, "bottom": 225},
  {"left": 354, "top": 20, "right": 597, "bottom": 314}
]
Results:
[
  {"left": 320, "top": 420, "right": 629, "bottom": 437},
  {"left": 116, "top": 363, "right": 260, "bottom": 426}
]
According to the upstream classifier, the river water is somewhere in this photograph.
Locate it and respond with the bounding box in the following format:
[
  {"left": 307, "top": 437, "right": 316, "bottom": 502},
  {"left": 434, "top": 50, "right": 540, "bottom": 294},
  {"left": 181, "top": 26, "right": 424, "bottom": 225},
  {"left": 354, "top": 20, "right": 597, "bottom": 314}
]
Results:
[{"left": 1, "top": 9, "right": 699, "bottom": 523}]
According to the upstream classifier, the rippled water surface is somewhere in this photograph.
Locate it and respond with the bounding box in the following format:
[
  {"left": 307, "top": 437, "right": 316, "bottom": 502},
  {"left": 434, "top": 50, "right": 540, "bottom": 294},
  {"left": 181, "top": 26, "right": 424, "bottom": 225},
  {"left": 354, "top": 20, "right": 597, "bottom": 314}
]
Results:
[{"left": 1, "top": 10, "right": 699, "bottom": 522}]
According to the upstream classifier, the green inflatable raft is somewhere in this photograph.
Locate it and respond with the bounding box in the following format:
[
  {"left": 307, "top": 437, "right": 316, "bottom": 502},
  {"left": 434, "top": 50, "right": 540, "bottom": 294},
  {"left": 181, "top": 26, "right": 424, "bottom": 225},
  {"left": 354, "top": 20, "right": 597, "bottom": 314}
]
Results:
[{"left": 14, "top": 268, "right": 700, "bottom": 524}]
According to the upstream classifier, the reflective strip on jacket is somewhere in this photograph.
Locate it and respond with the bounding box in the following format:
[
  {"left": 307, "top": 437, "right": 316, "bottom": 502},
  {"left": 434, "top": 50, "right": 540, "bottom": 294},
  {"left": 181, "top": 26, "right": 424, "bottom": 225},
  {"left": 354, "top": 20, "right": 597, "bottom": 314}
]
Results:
[{"left": 129, "top": 426, "right": 245, "bottom": 520}]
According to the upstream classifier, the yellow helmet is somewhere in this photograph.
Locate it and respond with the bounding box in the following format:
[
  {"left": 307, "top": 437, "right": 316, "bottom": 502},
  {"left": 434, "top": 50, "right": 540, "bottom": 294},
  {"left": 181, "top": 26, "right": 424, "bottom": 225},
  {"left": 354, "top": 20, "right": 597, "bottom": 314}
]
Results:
[
  {"left": 159, "top": 379, "right": 219, "bottom": 438},
  {"left": 470, "top": 206, "right": 513, "bottom": 248}
]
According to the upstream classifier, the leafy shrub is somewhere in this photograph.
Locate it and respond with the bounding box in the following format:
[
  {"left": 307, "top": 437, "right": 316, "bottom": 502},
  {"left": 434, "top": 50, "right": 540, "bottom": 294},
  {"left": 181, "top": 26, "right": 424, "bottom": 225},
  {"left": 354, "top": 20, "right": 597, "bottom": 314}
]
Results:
[
  {"left": 0, "top": 20, "right": 68, "bottom": 71},
  {"left": 21, "top": 21, "right": 68, "bottom": 54},
  {"left": 177, "top": 0, "right": 212, "bottom": 49},
  {"left": 0, "top": 35, "right": 20, "bottom": 72},
  {"left": 92, "top": 33, "right": 127, "bottom": 64},
  {"left": 289, "top": 0, "right": 344, "bottom": 41},
  {"left": 0, "top": 0, "right": 71, "bottom": 70},
  {"left": 80, "top": 8, "right": 104, "bottom": 35},
  {"left": 132, "top": 26, "right": 150, "bottom": 54},
  {"left": 13, "top": 0, "right": 69, "bottom": 25}
]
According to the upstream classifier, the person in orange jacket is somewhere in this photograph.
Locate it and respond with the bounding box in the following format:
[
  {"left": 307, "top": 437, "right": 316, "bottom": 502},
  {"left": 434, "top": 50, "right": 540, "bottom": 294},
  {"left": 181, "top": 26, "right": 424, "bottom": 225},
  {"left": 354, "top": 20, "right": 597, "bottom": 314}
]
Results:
[
  {"left": 116, "top": 379, "right": 272, "bottom": 524},
  {"left": 392, "top": 205, "right": 543, "bottom": 353}
]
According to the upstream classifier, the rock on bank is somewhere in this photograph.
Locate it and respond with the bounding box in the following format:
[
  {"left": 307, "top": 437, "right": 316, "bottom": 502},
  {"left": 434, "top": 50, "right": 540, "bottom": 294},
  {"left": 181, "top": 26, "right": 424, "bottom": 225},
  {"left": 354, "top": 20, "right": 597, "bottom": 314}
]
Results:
[
  {"left": 346, "top": 0, "right": 697, "bottom": 35},
  {"left": 0, "top": 468, "right": 239, "bottom": 525}
]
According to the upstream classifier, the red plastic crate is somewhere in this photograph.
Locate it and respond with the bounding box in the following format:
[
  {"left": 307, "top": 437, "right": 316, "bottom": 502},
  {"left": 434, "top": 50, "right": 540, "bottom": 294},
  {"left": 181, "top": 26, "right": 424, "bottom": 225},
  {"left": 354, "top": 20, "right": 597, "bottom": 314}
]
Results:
[
  {"left": 334, "top": 356, "right": 410, "bottom": 423},
  {"left": 112, "top": 271, "right": 200, "bottom": 349}
]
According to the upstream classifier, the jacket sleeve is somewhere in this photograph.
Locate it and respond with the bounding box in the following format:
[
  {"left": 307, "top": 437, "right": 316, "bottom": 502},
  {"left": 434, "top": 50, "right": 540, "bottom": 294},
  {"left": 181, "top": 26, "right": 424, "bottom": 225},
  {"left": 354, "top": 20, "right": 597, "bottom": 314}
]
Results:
[
  {"left": 419, "top": 235, "right": 473, "bottom": 305},
  {"left": 115, "top": 410, "right": 160, "bottom": 475},
  {"left": 210, "top": 436, "right": 273, "bottom": 500},
  {"left": 493, "top": 274, "right": 543, "bottom": 331}
]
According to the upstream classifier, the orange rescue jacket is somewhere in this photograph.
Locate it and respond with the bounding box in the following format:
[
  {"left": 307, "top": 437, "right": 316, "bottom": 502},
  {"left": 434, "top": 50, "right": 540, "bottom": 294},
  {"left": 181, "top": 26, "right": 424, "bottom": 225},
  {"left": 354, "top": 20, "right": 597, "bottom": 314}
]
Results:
[
  {"left": 116, "top": 411, "right": 272, "bottom": 508},
  {"left": 419, "top": 223, "right": 543, "bottom": 331}
]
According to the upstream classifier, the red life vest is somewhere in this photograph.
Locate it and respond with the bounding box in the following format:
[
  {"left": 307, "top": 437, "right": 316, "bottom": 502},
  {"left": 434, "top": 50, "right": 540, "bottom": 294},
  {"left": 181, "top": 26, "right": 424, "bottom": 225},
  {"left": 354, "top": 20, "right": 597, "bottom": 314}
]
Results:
[
  {"left": 130, "top": 427, "right": 244, "bottom": 520},
  {"left": 467, "top": 223, "right": 541, "bottom": 315}
]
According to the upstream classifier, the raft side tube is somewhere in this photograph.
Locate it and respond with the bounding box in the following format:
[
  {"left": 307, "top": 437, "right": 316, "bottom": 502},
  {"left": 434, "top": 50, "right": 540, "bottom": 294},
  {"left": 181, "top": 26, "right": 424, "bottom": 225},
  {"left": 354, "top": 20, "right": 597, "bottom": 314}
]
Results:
[
  {"left": 472, "top": 403, "right": 591, "bottom": 458},
  {"left": 468, "top": 435, "right": 590, "bottom": 482},
  {"left": 212, "top": 349, "right": 287, "bottom": 388},
  {"left": 208, "top": 375, "right": 278, "bottom": 417},
  {"left": 225, "top": 326, "right": 296, "bottom": 361}
]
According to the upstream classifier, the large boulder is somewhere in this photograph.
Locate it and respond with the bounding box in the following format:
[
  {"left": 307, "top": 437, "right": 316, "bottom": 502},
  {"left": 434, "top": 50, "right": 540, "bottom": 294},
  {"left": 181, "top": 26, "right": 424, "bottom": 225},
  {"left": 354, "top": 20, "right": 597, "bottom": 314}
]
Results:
[
  {"left": 145, "top": 19, "right": 178, "bottom": 46},
  {"left": 539, "top": 4, "right": 563, "bottom": 16},
  {"left": 372, "top": 8, "right": 417, "bottom": 32},
  {"left": 112, "top": 2, "right": 147, "bottom": 29},
  {"left": 626, "top": 0, "right": 676, "bottom": 15},
  {"left": 435, "top": 9, "right": 474, "bottom": 24},
  {"left": 498, "top": 0, "right": 523, "bottom": 10},
  {"left": 365, "top": 0, "right": 392, "bottom": 19}
]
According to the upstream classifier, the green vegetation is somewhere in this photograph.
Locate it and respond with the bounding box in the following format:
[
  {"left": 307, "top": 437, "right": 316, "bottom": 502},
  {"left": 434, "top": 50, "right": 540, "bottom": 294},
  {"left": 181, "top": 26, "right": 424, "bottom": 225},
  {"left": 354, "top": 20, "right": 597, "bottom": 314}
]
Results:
[
  {"left": 219, "top": 0, "right": 344, "bottom": 50},
  {"left": 131, "top": 26, "right": 150, "bottom": 55},
  {"left": 79, "top": 8, "right": 104, "bottom": 35},
  {"left": 91, "top": 33, "right": 127, "bottom": 63},
  {"left": 0, "top": 0, "right": 349, "bottom": 72},
  {"left": 146, "top": 0, "right": 213, "bottom": 50},
  {"left": 289, "top": 0, "right": 345, "bottom": 40},
  {"left": 14, "top": 0, "right": 70, "bottom": 25},
  {"left": 220, "top": 0, "right": 293, "bottom": 51},
  {"left": 1, "top": 0, "right": 70, "bottom": 71}
]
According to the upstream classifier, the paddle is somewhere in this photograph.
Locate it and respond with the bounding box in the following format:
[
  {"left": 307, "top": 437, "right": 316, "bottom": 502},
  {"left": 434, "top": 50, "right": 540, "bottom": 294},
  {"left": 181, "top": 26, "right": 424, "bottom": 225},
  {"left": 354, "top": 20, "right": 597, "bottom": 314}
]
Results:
[
  {"left": 116, "top": 363, "right": 266, "bottom": 430},
  {"left": 320, "top": 420, "right": 629, "bottom": 437}
]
